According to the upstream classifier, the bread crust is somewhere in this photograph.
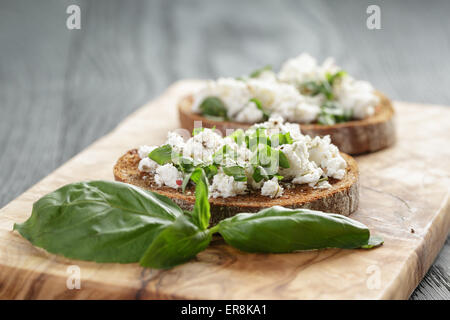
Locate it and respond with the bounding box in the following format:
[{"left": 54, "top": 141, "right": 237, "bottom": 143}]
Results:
[
  {"left": 178, "top": 92, "right": 396, "bottom": 155},
  {"left": 113, "top": 149, "right": 360, "bottom": 225}
]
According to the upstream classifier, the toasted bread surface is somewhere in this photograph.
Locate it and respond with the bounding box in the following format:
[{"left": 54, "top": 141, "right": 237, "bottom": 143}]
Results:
[
  {"left": 178, "top": 92, "right": 395, "bottom": 155},
  {"left": 113, "top": 149, "right": 359, "bottom": 225}
]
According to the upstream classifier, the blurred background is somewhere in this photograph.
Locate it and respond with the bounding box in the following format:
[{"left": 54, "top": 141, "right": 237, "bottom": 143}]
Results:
[{"left": 0, "top": 0, "right": 449, "bottom": 299}]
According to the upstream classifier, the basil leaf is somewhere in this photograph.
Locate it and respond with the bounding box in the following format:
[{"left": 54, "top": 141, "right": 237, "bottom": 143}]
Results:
[
  {"left": 361, "top": 235, "right": 384, "bottom": 249},
  {"left": 174, "top": 156, "right": 194, "bottom": 173},
  {"left": 199, "top": 97, "right": 228, "bottom": 120},
  {"left": 249, "top": 98, "right": 270, "bottom": 121},
  {"left": 252, "top": 166, "right": 268, "bottom": 183},
  {"left": 203, "top": 164, "right": 218, "bottom": 180},
  {"left": 278, "top": 150, "right": 290, "bottom": 169},
  {"left": 139, "top": 215, "right": 212, "bottom": 269},
  {"left": 326, "top": 70, "right": 346, "bottom": 85},
  {"left": 189, "top": 168, "right": 210, "bottom": 230},
  {"left": 181, "top": 172, "right": 192, "bottom": 193},
  {"left": 212, "top": 145, "right": 230, "bottom": 165},
  {"left": 149, "top": 144, "right": 173, "bottom": 165},
  {"left": 249, "top": 65, "right": 272, "bottom": 78},
  {"left": 218, "top": 206, "right": 377, "bottom": 253},
  {"left": 318, "top": 101, "right": 353, "bottom": 125},
  {"left": 213, "top": 145, "right": 240, "bottom": 165},
  {"left": 192, "top": 127, "right": 204, "bottom": 136},
  {"left": 251, "top": 144, "right": 289, "bottom": 173},
  {"left": 230, "top": 129, "right": 245, "bottom": 145},
  {"left": 271, "top": 132, "right": 293, "bottom": 147},
  {"left": 317, "top": 112, "right": 336, "bottom": 125},
  {"left": 13, "top": 181, "right": 182, "bottom": 263},
  {"left": 223, "top": 165, "right": 247, "bottom": 182},
  {"left": 246, "top": 128, "right": 270, "bottom": 151}
]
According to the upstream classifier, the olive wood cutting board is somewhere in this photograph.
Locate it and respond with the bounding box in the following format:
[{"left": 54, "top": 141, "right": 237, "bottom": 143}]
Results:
[{"left": 0, "top": 80, "right": 449, "bottom": 299}]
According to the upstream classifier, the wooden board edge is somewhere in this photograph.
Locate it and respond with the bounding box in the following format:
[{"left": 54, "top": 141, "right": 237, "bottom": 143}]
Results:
[{"left": 381, "top": 192, "right": 450, "bottom": 299}]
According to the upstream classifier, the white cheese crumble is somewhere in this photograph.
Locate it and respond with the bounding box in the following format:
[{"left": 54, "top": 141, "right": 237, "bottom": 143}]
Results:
[
  {"left": 138, "top": 145, "right": 158, "bottom": 172},
  {"left": 235, "top": 100, "right": 264, "bottom": 123},
  {"left": 137, "top": 118, "right": 347, "bottom": 198},
  {"left": 335, "top": 77, "right": 378, "bottom": 119},
  {"left": 192, "top": 53, "right": 379, "bottom": 124},
  {"left": 154, "top": 163, "right": 183, "bottom": 189},
  {"left": 210, "top": 172, "right": 247, "bottom": 198},
  {"left": 261, "top": 177, "right": 284, "bottom": 198}
]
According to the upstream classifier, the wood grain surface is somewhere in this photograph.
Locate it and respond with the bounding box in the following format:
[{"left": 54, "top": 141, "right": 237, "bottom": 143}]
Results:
[
  {"left": 0, "top": 80, "right": 449, "bottom": 299},
  {"left": 0, "top": 0, "right": 449, "bottom": 299}
]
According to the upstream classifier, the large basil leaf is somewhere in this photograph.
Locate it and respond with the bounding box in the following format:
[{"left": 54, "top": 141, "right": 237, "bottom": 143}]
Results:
[
  {"left": 218, "top": 206, "right": 381, "bottom": 253},
  {"left": 189, "top": 168, "right": 210, "bottom": 230},
  {"left": 13, "top": 181, "right": 182, "bottom": 263},
  {"left": 199, "top": 97, "right": 228, "bottom": 119},
  {"left": 139, "top": 215, "right": 212, "bottom": 269}
]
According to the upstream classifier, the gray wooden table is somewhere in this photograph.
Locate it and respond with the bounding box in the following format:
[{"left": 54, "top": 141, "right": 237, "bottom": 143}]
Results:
[{"left": 0, "top": 0, "right": 448, "bottom": 299}]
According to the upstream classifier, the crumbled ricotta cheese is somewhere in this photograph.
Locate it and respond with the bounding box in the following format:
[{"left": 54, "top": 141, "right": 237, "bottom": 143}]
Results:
[
  {"left": 261, "top": 177, "right": 284, "bottom": 198},
  {"left": 183, "top": 129, "right": 224, "bottom": 165},
  {"left": 138, "top": 145, "right": 158, "bottom": 173},
  {"left": 235, "top": 100, "right": 264, "bottom": 123},
  {"left": 138, "top": 157, "right": 158, "bottom": 173},
  {"left": 210, "top": 172, "right": 247, "bottom": 198},
  {"left": 166, "top": 132, "right": 185, "bottom": 153},
  {"left": 192, "top": 53, "right": 379, "bottom": 124},
  {"left": 137, "top": 118, "right": 347, "bottom": 198},
  {"left": 335, "top": 77, "right": 379, "bottom": 119},
  {"left": 278, "top": 53, "right": 319, "bottom": 84},
  {"left": 308, "top": 136, "right": 347, "bottom": 179},
  {"left": 154, "top": 163, "right": 183, "bottom": 189}
]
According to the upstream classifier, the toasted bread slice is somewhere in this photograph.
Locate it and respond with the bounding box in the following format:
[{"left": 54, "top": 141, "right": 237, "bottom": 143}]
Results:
[
  {"left": 178, "top": 92, "right": 395, "bottom": 155},
  {"left": 113, "top": 149, "right": 359, "bottom": 225}
]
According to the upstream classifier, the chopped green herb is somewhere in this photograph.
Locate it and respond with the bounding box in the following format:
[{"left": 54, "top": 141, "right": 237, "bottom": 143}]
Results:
[
  {"left": 249, "top": 98, "right": 270, "bottom": 121},
  {"left": 149, "top": 144, "right": 174, "bottom": 165},
  {"left": 229, "top": 129, "right": 245, "bottom": 145},
  {"left": 199, "top": 97, "right": 228, "bottom": 120},
  {"left": 223, "top": 165, "right": 247, "bottom": 182},
  {"left": 249, "top": 65, "right": 272, "bottom": 78},
  {"left": 270, "top": 132, "right": 293, "bottom": 147},
  {"left": 192, "top": 127, "right": 204, "bottom": 136}
]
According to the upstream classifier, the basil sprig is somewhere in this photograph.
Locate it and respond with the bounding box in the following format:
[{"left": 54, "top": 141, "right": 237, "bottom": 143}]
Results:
[
  {"left": 15, "top": 174, "right": 383, "bottom": 269},
  {"left": 13, "top": 181, "right": 182, "bottom": 263}
]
